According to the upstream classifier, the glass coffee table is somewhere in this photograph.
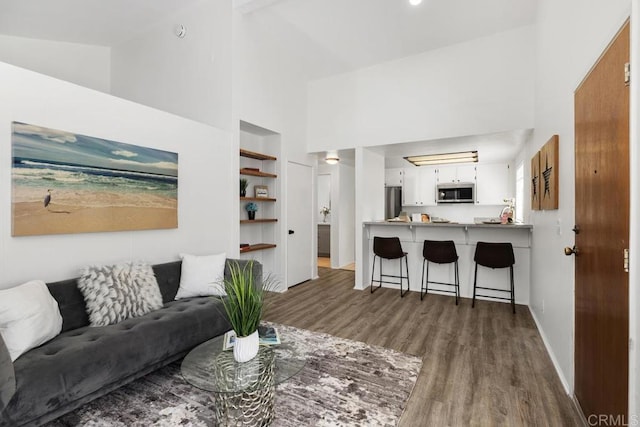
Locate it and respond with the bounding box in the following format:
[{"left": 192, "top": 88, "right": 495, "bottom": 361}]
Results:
[{"left": 181, "top": 330, "right": 305, "bottom": 426}]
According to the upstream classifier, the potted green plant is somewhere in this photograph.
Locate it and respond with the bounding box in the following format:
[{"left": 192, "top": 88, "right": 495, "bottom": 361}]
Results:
[
  {"left": 245, "top": 202, "right": 258, "bottom": 220},
  {"left": 221, "top": 261, "right": 270, "bottom": 362},
  {"left": 240, "top": 178, "right": 249, "bottom": 197}
]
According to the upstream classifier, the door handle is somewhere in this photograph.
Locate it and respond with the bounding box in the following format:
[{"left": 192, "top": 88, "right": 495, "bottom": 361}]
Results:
[
  {"left": 288, "top": 230, "right": 294, "bottom": 235},
  {"left": 564, "top": 246, "right": 579, "bottom": 256}
]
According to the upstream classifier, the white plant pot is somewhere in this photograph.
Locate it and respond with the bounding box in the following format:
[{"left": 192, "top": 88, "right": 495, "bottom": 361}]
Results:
[{"left": 233, "top": 329, "right": 259, "bottom": 363}]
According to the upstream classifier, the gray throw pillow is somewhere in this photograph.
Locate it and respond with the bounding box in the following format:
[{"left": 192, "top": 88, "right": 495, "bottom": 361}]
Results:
[{"left": 78, "top": 262, "right": 163, "bottom": 327}]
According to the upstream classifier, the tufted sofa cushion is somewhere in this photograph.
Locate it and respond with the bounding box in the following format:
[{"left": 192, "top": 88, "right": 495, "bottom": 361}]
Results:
[{"left": 0, "top": 296, "right": 230, "bottom": 426}]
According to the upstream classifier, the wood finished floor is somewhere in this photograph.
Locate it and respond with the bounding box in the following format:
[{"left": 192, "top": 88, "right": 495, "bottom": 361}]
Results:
[{"left": 264, "top": 268, "right": 582, "bottom": 426}]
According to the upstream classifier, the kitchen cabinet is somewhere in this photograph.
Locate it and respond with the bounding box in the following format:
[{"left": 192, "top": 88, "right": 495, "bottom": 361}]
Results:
[
  {"left": 437, "top": 164, "right": 477, "bottom": 184},
  {"left": 402, "top": 166, "right": 437, "bottom": 206},
  {"left": 476, "top": 163, "right": 511, "bottom": 205},
  {"left": 385, "top": 168, "right": 403, "bottom": 187},
  {"left": 317, "top": 224, "right": 330, "bottom": 257}
]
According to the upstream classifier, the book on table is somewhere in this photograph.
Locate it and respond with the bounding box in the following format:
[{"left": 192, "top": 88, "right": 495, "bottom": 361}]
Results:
[{"left": 223, "top": 326, "right": 281, "bottom": 350}]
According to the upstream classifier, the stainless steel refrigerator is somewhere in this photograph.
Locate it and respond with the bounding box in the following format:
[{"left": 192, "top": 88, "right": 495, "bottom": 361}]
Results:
[{"left": 385, "top": 186, "right": 402, "bottom": 219}]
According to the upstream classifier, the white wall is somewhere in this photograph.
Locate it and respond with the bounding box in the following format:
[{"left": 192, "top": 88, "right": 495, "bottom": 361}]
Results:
[
  {"left": 111, "top": 0, "right": 232, "bottom": 131},
  {"left": 0, "top": 34, "right": 111, "bottom": 93},
  {"left": 233, "top": 10, "right": 316, "bottom": 286},
  {"left": 307, "top": 26, "right": 535, "bottom": 151},
  {"left": 0, "top": 62, "right": 234, "bottom": 288},
  {"left": 355, "top": 148, "right": 385, "bottom": 289},
  {"left": 317, "top": 173, "right": 331, "bottom": 223},
  {"left": 528, "top": 0, "right": 631, "bottom": 395},
  {"left": 337, "top": 163, "right": 356, "bottom": 268}
]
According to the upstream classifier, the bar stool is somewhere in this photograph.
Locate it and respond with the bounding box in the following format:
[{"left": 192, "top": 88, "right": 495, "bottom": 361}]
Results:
[
  {"left": 421, "top": 240, "right": 460, "bottom": 304},
  {"left": 472, "top": 242, "right": 516, "bottom": 313},
  {"left": 371, "top": 236, "right": 409, "bottom": 297}
]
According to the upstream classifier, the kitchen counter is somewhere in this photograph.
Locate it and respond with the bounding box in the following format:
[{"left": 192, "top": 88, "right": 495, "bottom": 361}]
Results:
[
  {"left": 363, "top": 221, "right": 533, "bottom": 229},
  {"left": 361, "top": 221, "right": 533, "bottom": 304}
]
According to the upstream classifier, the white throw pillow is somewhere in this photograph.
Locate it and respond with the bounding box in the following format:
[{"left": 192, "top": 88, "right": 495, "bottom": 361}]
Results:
[
  {"left": 175, "top": 253, "right": 227, "bottom": 299},
  {"left": 0, "top": 280, "right": 63, "bottom": 361}
]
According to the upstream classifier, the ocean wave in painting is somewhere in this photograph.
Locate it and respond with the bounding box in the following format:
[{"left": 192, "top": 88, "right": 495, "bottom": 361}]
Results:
[{"left": 13, "top": 158, "right": 178, "bottom": 200}]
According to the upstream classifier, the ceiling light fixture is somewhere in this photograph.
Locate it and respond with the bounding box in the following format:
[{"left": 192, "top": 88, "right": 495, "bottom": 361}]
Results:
[
  {"left": 404, "top": 151, "right": 478, "bottom": 166},
  {"left": 409, "top": 0, "right": 423, "bottom": 5},
  {"left": 325, "top": 150, "right": 340, "bottom": 165}
]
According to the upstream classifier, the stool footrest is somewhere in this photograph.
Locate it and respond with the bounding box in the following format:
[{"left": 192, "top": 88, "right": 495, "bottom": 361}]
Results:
[
  {"left": 474, "top": 294, "right": 513, "bottom": 302},
  {"left": 425, "top": 280, "right": 457, "bottom": 287},
  {"left": 425, "top": 288, "right": 458, "bottom": 295},
  {"left": 475, "top": 286, "right": 511, "bottom": 293},
  {"left": 374, "top": 279, "right": 408, "bottom": 286}
]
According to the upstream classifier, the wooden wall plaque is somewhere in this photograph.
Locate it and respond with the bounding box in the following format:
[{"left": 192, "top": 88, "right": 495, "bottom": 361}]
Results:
[
  {"left": 531, "top": 151, "right": 541, "bottom": 210},
  {"left": 540, "top": 135, "right": 559, "bottom": 210}
]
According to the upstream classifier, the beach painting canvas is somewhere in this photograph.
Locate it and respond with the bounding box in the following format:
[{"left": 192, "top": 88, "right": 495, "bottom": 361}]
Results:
[{"left": 11, "top": 122, "right": 178, "bottom": 236}]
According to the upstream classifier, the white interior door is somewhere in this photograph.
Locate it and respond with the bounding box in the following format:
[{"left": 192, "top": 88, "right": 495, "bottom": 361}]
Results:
[{"left": 287, "top": 162, "right": 313, "bottom": 287}]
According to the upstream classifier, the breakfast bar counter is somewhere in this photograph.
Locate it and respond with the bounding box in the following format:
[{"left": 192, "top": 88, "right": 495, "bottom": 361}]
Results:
[{"left": 361, "top": 221, "right": 533, "bottom": 305}]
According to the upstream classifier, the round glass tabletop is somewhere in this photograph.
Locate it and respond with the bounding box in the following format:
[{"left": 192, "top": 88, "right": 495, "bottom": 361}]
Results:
[{"left": 181, "top": 330, "right": 306, "bottom": 394}]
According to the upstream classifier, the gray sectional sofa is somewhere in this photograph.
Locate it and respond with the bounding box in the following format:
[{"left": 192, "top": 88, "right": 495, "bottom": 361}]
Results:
[{"left": 0, "top": 259, "right": 261, "bottom": 427}]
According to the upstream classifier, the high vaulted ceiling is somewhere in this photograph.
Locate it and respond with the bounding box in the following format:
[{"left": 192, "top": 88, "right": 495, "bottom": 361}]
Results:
[
  {"left": 0, "top": 0, "right": 537, "bottom": 79},
  {"left": 239, "top": 0, "right": 537, "bottom": 79}
]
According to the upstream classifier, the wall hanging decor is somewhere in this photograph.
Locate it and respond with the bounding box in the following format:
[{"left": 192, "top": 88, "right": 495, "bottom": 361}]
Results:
[
  {"left": 539, "top": 135, "right": 559, "bottom": 210},
  {"left": 530, "top": 135, "right": 559, "bottom": 211},
  {"left": 530, "top": 151, "right": 541, "bottom": 211},
  {"left": 11, "top": 122, "right": 178, "bottom": 236}
]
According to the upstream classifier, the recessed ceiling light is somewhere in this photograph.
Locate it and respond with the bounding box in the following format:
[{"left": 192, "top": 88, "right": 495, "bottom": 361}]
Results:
[{"left": 409, "top": 0, "right": 423, "bottom": 5}]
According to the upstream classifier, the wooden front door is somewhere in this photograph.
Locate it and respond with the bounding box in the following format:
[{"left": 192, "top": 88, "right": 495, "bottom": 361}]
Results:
[{"left": 574, "top": 20, "right": 630, "bottom": 420}]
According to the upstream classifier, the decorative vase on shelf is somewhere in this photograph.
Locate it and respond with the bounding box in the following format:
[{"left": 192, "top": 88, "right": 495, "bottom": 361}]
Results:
[
  {"left": 245, "top": 202, "right": 258, "bottom": 220},
  {"left": 233, "top": 330, "right": 259, "bottom": 363}
]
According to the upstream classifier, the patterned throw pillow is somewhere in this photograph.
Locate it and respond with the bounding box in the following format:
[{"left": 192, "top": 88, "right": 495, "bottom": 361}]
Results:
[{"left": 78, "top": 262, "right": 163, "bottom": 327}]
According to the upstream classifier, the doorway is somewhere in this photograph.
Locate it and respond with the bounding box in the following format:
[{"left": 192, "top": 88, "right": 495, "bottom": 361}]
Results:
[
  {"left": 287, "top": 161, "right": 313, "bottom": 287},
  {"left": 573, "top": 20, "right": 630, "bottom": 420},
  {"left": 317, "top": 173, "right": 331, "bottom": 270}
]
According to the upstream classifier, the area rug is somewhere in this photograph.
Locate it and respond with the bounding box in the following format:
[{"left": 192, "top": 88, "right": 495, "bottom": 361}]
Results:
[{"left": 47, "top": 323, "right": 422, "bottom": 427}]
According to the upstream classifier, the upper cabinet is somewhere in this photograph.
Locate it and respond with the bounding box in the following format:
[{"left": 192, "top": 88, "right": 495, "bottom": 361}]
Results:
[
  {"left": 402, "top": 166, "right": 437, "bottom": 206},
  {"left": 384, "top": 168, "right": 403, "bottom": 187},
  {"left": 476, "top": 163, "right": 511, "bottom": 205},
  {"left": 436, "top": 164, "right": 477, "bottom": 184}
]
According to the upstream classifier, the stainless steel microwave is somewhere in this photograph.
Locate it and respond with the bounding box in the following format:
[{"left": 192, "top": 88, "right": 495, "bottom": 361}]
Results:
[{"left": 437, "top": 183, "right": 475, "bottom": 204}]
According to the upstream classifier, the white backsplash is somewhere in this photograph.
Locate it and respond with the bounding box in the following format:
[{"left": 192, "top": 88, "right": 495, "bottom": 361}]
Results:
[{"left": 401, "top": 204, "right": 503, "bottom": 223}]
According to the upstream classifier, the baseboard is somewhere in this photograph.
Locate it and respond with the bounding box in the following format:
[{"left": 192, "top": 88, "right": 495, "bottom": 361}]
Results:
[
  {"left": 529, "top": 306, "right": 572, "bottom": 395},
  {"left": 571, "top": 393, "right": 589, "bottom": 426}
]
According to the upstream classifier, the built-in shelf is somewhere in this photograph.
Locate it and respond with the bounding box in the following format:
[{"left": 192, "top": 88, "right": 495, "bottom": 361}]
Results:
[
  {"left": 240, "top": 168, "right": 278, "bottom": 178},
  {"left": 241, "top": 197, "right": 277, "bottom": 202},
  {"left": 239, "top": 145, "right": 278, "bottom": 260},
  {"left": 240, "top": 149, "right": 277, "bottom": 161},
  {"left": 240, "top": 219, "right": 278, "bottom": 224},
  {"left": 240, "top": 243, "right": 277, "bottom": 253}
]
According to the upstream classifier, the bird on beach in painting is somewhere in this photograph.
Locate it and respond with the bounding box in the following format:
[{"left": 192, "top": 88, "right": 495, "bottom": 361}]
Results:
[{"left": 44, "top": 189, "right": 52, "bottom": 209}]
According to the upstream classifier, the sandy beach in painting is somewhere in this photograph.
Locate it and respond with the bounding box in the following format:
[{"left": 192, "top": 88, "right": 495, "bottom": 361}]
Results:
[
  {"left": 12, "top": 188, "right": 177, "bottom": 236},
  {"left": 11, "top": 122, "right": 179, "bottom": 236}
]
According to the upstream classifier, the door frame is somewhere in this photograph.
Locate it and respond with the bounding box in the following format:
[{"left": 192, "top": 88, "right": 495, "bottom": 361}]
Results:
[{"left": 628, "top": 3, "right": 640, "bottom": 418}]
